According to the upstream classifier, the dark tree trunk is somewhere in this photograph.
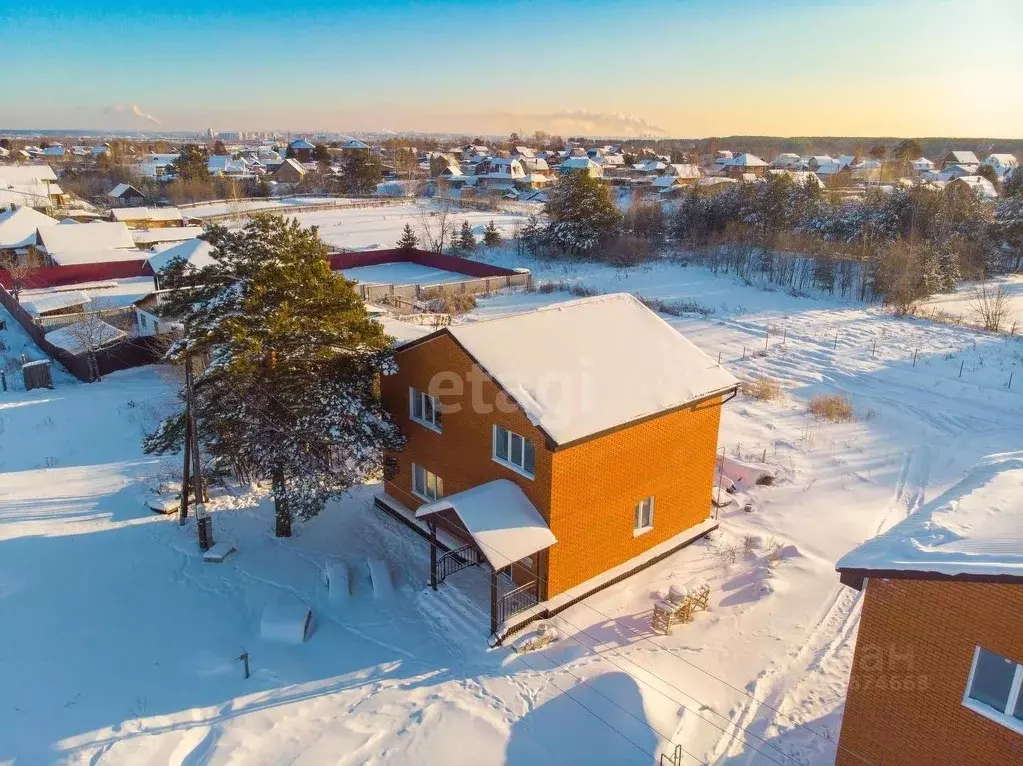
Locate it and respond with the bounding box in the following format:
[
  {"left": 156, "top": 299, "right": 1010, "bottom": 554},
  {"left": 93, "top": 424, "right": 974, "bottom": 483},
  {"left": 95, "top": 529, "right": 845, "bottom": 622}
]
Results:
[{"left": 273, "top": 469, "right": 292, "bottom": 537}]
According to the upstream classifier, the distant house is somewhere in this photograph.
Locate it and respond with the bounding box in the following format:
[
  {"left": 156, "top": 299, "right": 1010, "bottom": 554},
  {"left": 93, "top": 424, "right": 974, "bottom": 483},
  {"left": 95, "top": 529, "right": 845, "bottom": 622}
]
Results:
[
  {"left": 341, "top": 139, "right": 371, "bottom": 152},
  {"left": 274, "top": 158, "right": 308, "bottom": 184},
  {"left": 107, "top": 183, "right": 146, "bottom": 206},
  {"left": 512, "top": 146, "right": 536, "bottom": 160},
  {"left": 910, "top": 157, "right": 935, "bottom": 175},
  {"left": 376, "top": 293, "right": 738, "bottom": 637},
  {"left": 724, "top": 154, "right": 768, "bottom": 179},
  {"left": 941, "top": 150, "right": 980, "bottom": 170},
  {"left": 835, "top": 458, "right": 1023, "bottom": 766},
  {"left": 771, "top": 153, "right": 801, "bottom": 169},
  {"left": 0, "top": 165, "right": 69, "bottom": 210},
  {"left": 982, "top": 154, "right": 1019, "bottom": 179},
  {"left": 137, "top": 153, "right": 180, "bottom": 181},
  {"left": 948, "top": 176, "right": 998, "bottom": 199},
  {"left": 110, "top": 206, "right": 186, "bottom": 229},
  {"left": 288, "top": 139, "right": 316, "bottom": 162},
  {"left": 765, "top": 169, "right": 825, "bottom": 188},
  {"left": 429, "top": 153, "right": 461, "bottom": 178},
  {"left": 474, "top": 158, "right": 526, "bottom": 194},
  {"left": 558, "top": 157, "right": 603, "bottom": 178},
  {"left": 208, "top": 155, "right": 254, "bottom": 177},
  {"left": 940, "top": 164, "right": 978, "bottom": 181}
]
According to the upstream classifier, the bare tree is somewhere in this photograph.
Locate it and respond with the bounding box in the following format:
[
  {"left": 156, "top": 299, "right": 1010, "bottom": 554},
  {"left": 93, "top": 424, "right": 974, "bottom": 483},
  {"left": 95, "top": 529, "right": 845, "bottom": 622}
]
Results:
[
  {"left": 61, "top": 311, "right": 121, "bottom": 382},
  {"left": 415, "top": 202, "right": 456, "bottom": 253},
  {"left": 1, "top": 256, "right": 33, "bottom": 301},
  {"left": 970, "top": 283, "right": 1010, "bottom": 332}
]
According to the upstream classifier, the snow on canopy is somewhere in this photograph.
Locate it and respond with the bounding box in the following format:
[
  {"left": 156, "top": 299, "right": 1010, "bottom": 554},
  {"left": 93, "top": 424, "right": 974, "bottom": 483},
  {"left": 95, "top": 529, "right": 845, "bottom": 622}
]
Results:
[
  {"left": 0, "top": 205, "right": 59, "bottom": 249},
  {"left": 45, "top": 319, "right": 126, "bottom": 355},
  {"left": 415, "top": 480, "right": 556, "bottom": 569},
  {"left": 838, "top": 453, "right": 1023, "bottom": 579},
  {"left": 440, "top": 293, "right": 738, "bottom": 446},
  {"left": 146, "top": 237, "right": 216, "bottom": 273},
  {"left": 38, "top": 221, "right": 136, "bottom": 256}
]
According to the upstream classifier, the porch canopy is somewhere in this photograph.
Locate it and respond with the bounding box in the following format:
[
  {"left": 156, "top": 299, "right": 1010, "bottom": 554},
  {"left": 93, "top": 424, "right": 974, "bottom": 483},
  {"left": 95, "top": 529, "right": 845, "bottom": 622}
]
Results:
[{"left": 415, "top": 479, "right": 556, "bottom": 569}]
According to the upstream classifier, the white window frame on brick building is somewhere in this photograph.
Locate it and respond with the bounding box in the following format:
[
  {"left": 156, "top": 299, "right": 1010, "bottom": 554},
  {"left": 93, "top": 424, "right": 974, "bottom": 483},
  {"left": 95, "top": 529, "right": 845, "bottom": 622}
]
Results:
[
  {"left": 492, "top": 424, "right": 535, "bottom": 479},
  {"left": 411, "top": 463, "right": 443, "bottom": 502},
  {"left": 962, "top": 645, "right": 1023, "bottom": 735},
  {"left": 409, "top": 387, "right": 441, "bottom": 432},
  {"left": 634, "top": 496, "right": 654, "bottom": 536}
]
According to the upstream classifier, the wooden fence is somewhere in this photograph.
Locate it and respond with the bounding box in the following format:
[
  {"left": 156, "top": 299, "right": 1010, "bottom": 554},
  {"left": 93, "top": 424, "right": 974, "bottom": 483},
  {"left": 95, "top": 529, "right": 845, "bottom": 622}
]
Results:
[
  {"left": 195, "top": 197, "right": 412, "bottom": 223},
  {"left": 356, "top": 272, "right": 530, "bottom": 303}
]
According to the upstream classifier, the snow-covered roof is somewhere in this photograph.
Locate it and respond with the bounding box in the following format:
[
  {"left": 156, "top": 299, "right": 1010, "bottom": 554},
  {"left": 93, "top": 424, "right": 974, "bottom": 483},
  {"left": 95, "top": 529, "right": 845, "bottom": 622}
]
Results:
[
  {"left": 729, "top": 153, "right": 768, "bottom": 167},
  {"left": 45, "top": 320, "right": 126, "bottom": 355},
  {"left": 415, "top": 480, "right": 557, "bottom": 569},
  {"left": 945, "top": 150, "right": 980, "bottom": 165},
  {"left": 108, "top": 183, "right": 143, "bottom": 199},
  {"left": 0, "top": 206, "right": 59, "bottom": 249},
  {"left": 342, "top": 139, "right": 370, "bottom": 150},
  {"left": 146, "top": 238, "right": 216, "bottom": 273},
  {"left": 19, "top": 290, "right": 92, "bottom": 317},
  {"left": 47, "top": 248, "right": 147, "bottom": 266},
  {"left": 652, "top": 175, "right": 683, "bottom": 188},
  {"left": 0, "top": 165, "right": 58, "bottom": 184},
  {"left": 665, "top": 163, "right": 701, "bottom": 179},
  {"left": 949, "top": 176, "right": 998, "bottom": 199},
  {"left": 426, "top": 293, "right": 739, "bottom": 446},
  {"left": 38, "top": 221, "right": 136, "bottom": 255},
  {"left": 111, "top": 206, "right": 183, "bottom": 223},
  {"left": 131, "top": 226, "right": 205, "bottom": 245},
  {"left": 838, "top": 454, "right": 1023, "bottom": 581},
  {"left": 289, "top": 139, "right": 316, "bottom": 150}
]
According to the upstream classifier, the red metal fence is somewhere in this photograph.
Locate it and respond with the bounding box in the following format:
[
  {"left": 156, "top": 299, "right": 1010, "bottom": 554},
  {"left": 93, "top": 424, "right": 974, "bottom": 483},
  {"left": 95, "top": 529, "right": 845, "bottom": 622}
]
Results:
[
  {"left": 0, "top": 261, "right": 154, "bottom": 290},
  {"left": 326, "top": 248, "right": 520, "bottom": 278}
]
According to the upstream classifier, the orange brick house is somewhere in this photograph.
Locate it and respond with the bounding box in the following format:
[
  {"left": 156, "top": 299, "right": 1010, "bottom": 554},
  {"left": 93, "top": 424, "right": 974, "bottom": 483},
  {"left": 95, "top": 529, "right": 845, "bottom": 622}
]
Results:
[
  {"left": 375, "top": 293, "right": 738, "bottom": 637},
  {"left": 835, "top": 459, "right": 1023, "bottom": 766}
]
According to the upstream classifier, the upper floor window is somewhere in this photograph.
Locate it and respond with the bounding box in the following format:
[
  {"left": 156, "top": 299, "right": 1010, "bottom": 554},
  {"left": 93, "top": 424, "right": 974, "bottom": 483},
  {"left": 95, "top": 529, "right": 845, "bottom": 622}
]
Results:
[
  {"left": 964, "top": 646, "right": 1023, "bottom": 734},
  {"left": 634, "top": 497, "right": 654, "bottom": 535},
  {"left": 412, "top": 463, "right": 443, "bottom": 502},
  {"left": 409, "top": 387, "right": 441, "bottom": 432},
  {"left": 493, "top": 424, "right": 535, "bottom": 478}
]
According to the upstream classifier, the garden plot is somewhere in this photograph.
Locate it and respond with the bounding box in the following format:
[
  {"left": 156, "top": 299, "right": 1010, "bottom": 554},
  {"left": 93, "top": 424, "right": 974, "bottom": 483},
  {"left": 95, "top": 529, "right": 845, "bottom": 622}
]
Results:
[
  {"left": 340, "top": 262, "right": 469, "bottom": 286},
  {"left": 2, "top": 252, "right": 1023, "bottom": 765}
]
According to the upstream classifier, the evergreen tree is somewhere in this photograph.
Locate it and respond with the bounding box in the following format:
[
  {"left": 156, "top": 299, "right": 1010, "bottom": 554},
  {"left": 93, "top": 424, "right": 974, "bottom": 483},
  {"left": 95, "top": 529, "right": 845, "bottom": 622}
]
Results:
[
  {"left": 338, "top": 150, "right": 383, "bottom": 196},
  {"left": 519, "top": 214, "right": 543, "bottom": 255},
  {"left": 1003, "top": 167, "right": 1023, "bottom": 198},
  {"left": 542, "top": 171, "right": 622, "bottom": 254},
  {"left": 396, "top": 223, "right": 419, "bottom": 250},
  {"left": 313, "top": 143, "right": 332, "bottom": 165},
  {"left": 143, "top": 215, "right": 404, "bottom": 537},
  {"left": 212, "top": 139, "right": 227, "bottom": 156},
  {"left": 171, "top": 144, "right": 211, "bottom": 182},
  {"left": 482, "top": 220, "right": 502, "bottom": 247},
  {"left": 456, "top": 220, "right": 476, "bottom": 252}
]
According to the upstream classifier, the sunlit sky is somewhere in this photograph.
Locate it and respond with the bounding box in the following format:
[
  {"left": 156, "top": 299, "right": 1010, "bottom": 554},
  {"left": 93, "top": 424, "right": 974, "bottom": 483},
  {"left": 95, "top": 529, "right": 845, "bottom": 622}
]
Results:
[{"left": 2, "top": 0, "right": 1022, "bottom": 137}]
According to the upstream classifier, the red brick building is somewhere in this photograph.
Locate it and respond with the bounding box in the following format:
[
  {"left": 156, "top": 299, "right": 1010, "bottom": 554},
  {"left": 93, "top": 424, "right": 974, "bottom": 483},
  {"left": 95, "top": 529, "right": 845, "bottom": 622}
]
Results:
[
  {"left": 835, "top": 459, "right": 1023, "bottom": 766},
  {"left": 376, "top": 293, "right": 738, "bottom": 637}
]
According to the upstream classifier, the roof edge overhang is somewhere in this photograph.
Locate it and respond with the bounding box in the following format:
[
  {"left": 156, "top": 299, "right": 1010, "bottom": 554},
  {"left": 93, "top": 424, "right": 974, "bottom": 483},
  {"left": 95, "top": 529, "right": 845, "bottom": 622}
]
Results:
[{"left": 838, "top": 566, "right": 1023, "bottom": 592}]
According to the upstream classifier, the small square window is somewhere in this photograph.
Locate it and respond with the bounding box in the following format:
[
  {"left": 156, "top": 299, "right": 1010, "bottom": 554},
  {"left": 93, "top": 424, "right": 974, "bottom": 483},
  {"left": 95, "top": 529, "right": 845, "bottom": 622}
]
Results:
[
  {"left": 634, "top": 497, "right": 654, "bottom": 533},
  {"left": 492, "top": 424, "right": 534, "bottom": 478}
]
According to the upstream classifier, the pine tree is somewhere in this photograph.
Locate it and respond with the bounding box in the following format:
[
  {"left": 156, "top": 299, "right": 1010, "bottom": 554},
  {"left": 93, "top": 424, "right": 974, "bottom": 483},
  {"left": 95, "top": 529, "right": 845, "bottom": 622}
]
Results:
[
  {"left": 543, "top": 171, "right": 622, "bottom": 254},
  {"left": 171, "top": 144, "right": 210, "bottom": 182},
  {"left": 456, "top": 220, "right": 476, "bottom": 252},
  {"left": 338, "top": 150, "right": 383, "bottom": 196},
  {"left": 396, "top": 223, "right": 419, "bottom": 250},
  {"left": 519, "top": 215, "right": 543, "bottom": 255},
  {"left": 482, "top": 220, "right": 502, "bottom": 247},
  {"left": 143, "top": 215, "right": 404, "bottom": 537}
]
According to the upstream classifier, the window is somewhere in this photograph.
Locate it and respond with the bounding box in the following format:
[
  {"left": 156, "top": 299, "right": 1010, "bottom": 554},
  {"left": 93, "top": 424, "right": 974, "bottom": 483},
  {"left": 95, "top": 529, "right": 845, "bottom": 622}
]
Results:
[
  {"left": 493, "top": 425, "right": 535, "bottom": 478},
  {"left": 634, "top": 497, "right": 654, "bottom": 535},
  {"left": 964, "top": 646, "right": 1023, "bottom": 734},
  {"left": 412, "top": 463, "right": 443, "bottom": 502},
  {"left": 409, "top": 387, "right": 441, "bottom": 431}
]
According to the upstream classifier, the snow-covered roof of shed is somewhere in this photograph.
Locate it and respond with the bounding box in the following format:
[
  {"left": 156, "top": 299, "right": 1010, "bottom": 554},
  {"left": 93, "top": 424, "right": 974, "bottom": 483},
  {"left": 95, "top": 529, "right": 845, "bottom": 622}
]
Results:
[
  {"left": 38, "top": 221, "right": 136, "bottom": 254},
  {"left": 45, "top": 320, "right": 126, "bottom": 355},
  {"left": 435, "top": 293, "right": 738, "bottom": 446},
  {"left": 0, "top": 165, "right": 58, "bottom": 184},
  {"left": 111, "top": 206, "right": 183, "bottom": 223},
  {"left": 131, "top": 226, "right": 204, "bottom": 246},
  {"left": 146, "top": 238, "right": 216, "bottom": 273},
  {"left": 415, "top": 480, "right": 556, "bottom": 569},
  {"left": 0, "top": 206, "right": 59, "bottom": 249},
  {"left": 48, "top": 248, "right": 147, "bottom": 266},
  {"left": 108, "top": 183, "right": 141, "bottom": 198},
  {"left": 838, "top": 454, "right": 1023, "bottom": 580},
  {"left": 20, "top": 291, "right": 92, "bottom": 317}
]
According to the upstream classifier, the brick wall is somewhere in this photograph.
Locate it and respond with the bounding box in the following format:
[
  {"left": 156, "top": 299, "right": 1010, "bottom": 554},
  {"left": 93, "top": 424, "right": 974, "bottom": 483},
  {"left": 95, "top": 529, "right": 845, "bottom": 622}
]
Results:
[
  {"left": 547, "top": 398, "right": 722, "bottom": 595},
  {"left": 381, "top": 331, "right": 726, "bottom": 600},
  {"left": 837, "top": 578, "right": 1023, "bottom": 766}
]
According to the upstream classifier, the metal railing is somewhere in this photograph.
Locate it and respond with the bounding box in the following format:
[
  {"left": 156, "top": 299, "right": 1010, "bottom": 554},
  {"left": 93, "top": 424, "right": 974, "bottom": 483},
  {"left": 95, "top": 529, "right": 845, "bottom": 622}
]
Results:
[
  {"left": 497, "top": 579, "right": 539, "bottom": 626},
  {"left": 437, "top": 543, "right": 484, "bottom": 583}
]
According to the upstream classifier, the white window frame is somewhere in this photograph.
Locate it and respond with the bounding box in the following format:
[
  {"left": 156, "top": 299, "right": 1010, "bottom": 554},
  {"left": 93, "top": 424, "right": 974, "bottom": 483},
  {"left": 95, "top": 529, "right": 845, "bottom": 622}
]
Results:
[
  {"left": 634, "top": 496, "right": 654, "bottom": 536},
  {"left": 411, "top": 463, "right": 443, "bottom": 502},
  {"left": 492, "top": 424, "right": 535, "bottom": 479},
  {"left": 409, "top": 387, "right": 441, "bottom": 432},
  {"left": 962, "top": 645, "right": 1023, "bottom": 735}
]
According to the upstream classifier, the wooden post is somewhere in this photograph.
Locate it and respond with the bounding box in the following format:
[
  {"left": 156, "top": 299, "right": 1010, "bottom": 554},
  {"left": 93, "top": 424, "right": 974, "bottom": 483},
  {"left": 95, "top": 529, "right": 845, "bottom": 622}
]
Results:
[
  {"left": 833, "top": 332, "right": 839, "bottom": 349},
  {"left": 959, "top": 359, "right": 965, "bottom": 378},
  {"left": 913, "top": 349, "right": 918, "bottom": 367},
  {"left": 871, "top": 339, "right": 876, "bottom": 357},
  {"left": 238, "top": 651, "right": 250, "bottom": 679},
  {"left": 179, "top": 398, "right": 192, "bottom": 526},
  {"left": 490, "top": 566, "right": 499, "bottom": 636},
  {"left": 1008, "top": 372, "right": 1014, "bottom": 389},
  {"left": 185, "top": 353, "right": 206, "bottom": 504},
  {"left": 429, "top": 520, "right": 439, "bottom": 591}
]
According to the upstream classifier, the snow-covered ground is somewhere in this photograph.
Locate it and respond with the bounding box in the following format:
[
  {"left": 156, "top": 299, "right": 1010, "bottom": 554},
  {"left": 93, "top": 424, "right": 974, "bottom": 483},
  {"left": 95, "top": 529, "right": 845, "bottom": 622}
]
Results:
[
  {"left": 341, "top": 262, "right": 469, "bottom": 287},
  {"left": 916, "top": 272, "right": 1023, "bottom": 329},
  {"left": 2, "top": 251, "right": 1022, "bottom": 765},
  {"left": 182, "top": 197, "right": 350, "bottom": 218},
  {"left": 284, "top": 203, "right": 529, "bottom": 252}
]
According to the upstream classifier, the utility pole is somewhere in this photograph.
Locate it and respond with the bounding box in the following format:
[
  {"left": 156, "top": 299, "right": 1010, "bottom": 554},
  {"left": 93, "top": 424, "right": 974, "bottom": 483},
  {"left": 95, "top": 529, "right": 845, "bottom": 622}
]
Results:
[{"left": 184, "top": 351, "right": 206, "bottom": 505}]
